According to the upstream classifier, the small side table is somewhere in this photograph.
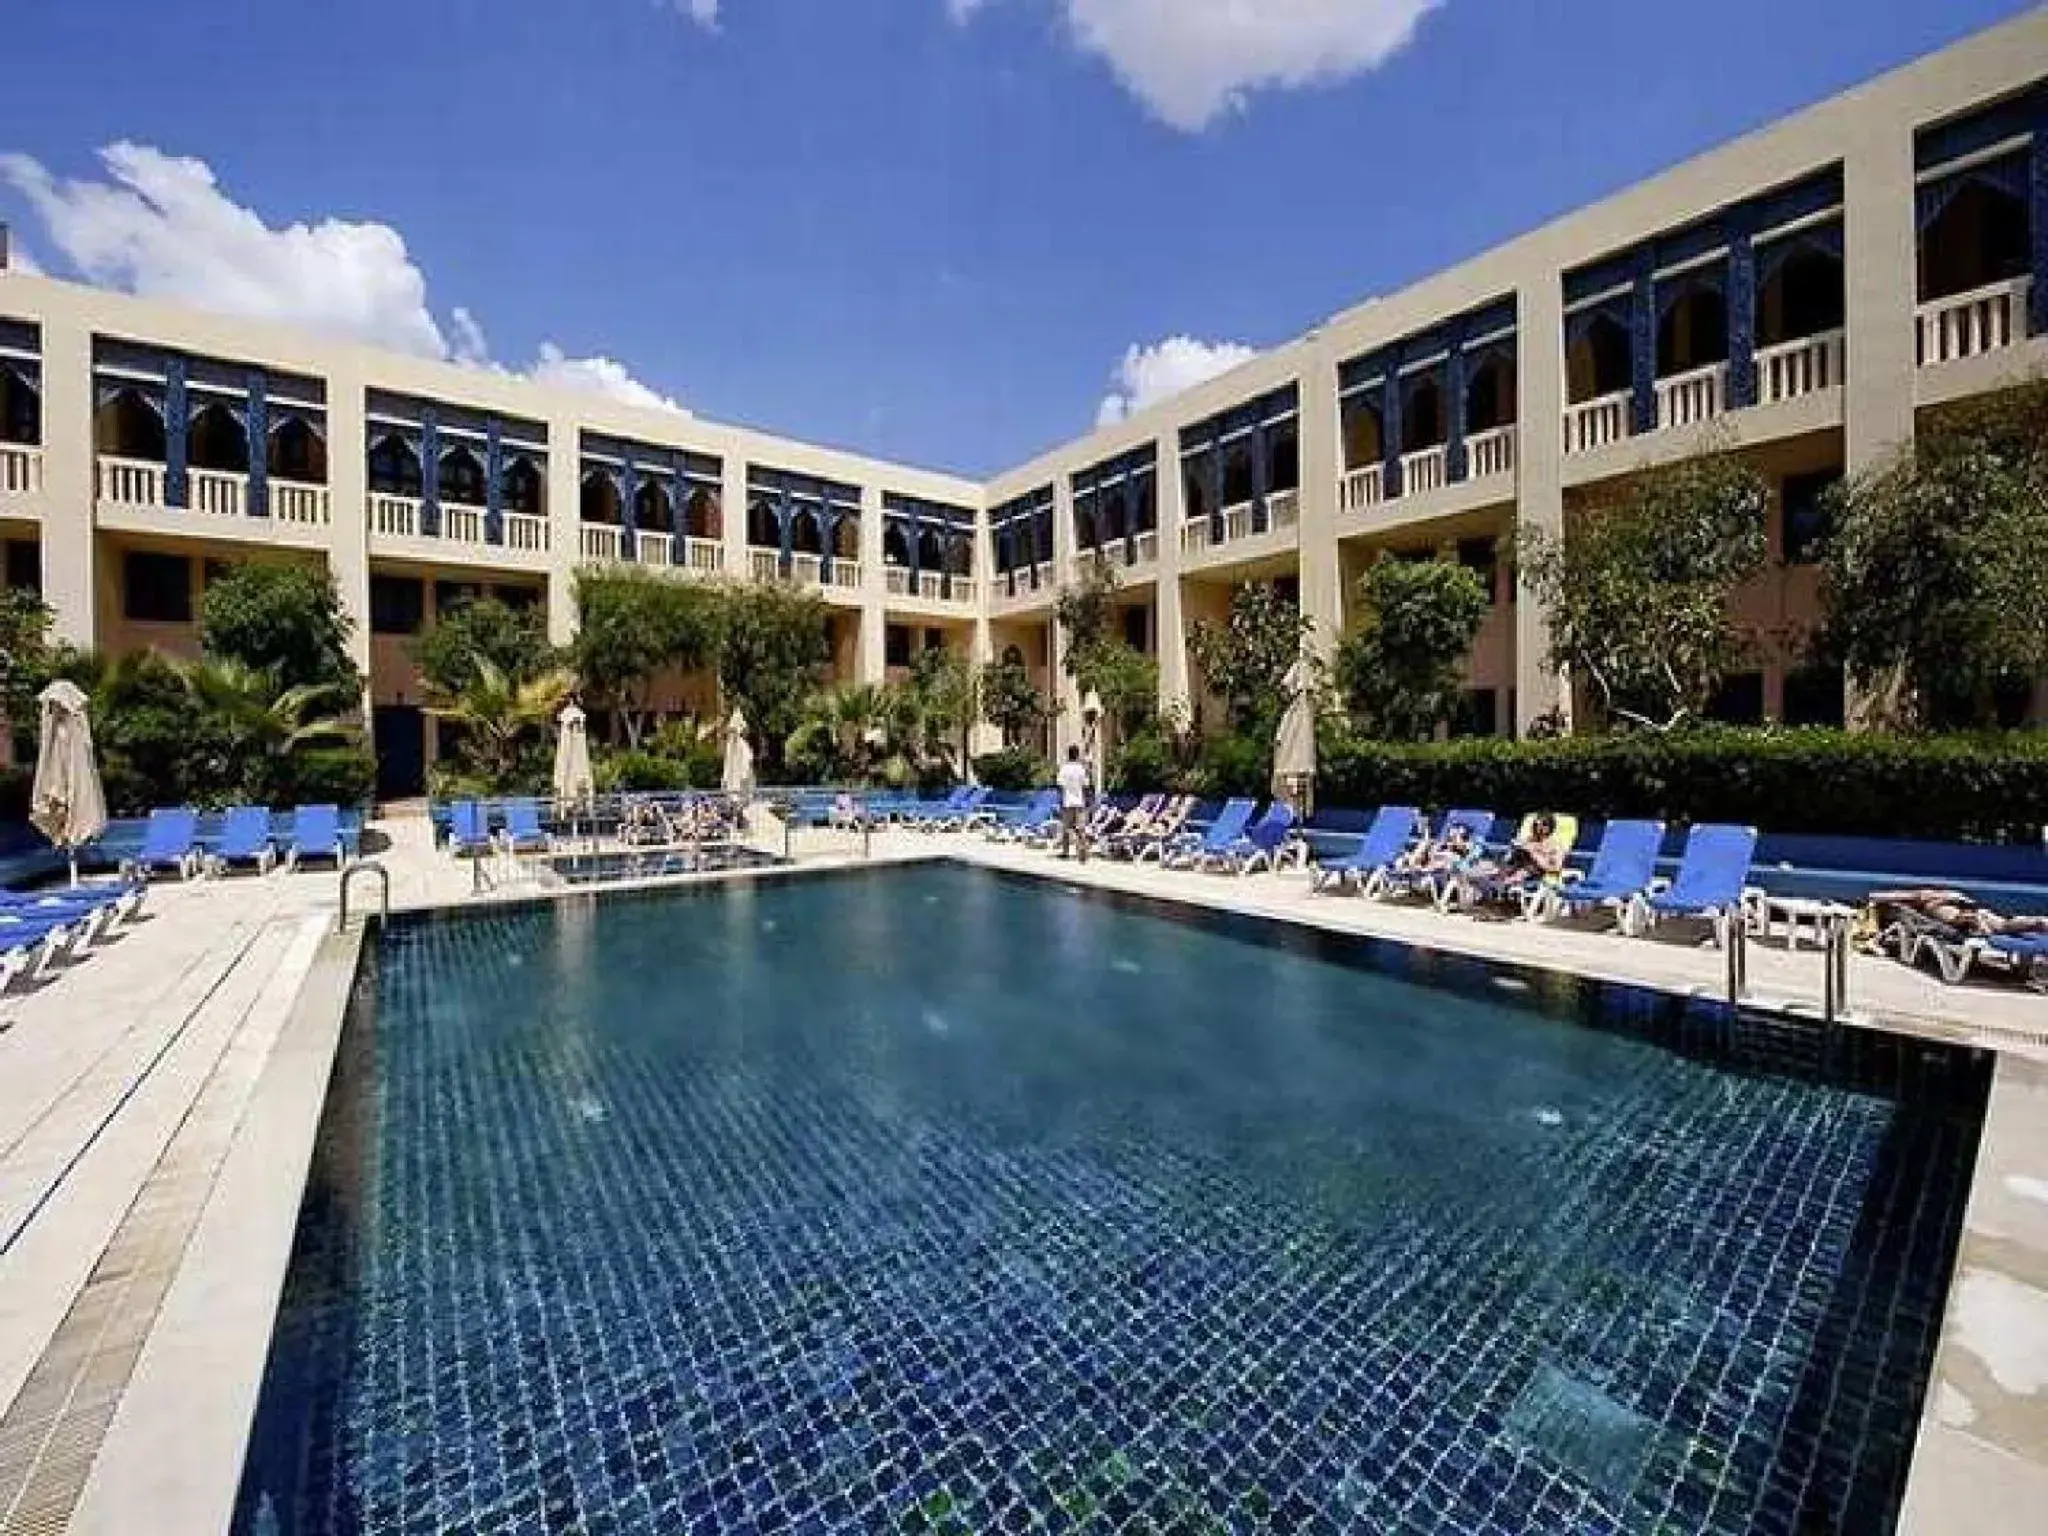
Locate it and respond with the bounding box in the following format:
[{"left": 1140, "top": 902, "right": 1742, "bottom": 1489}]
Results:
[{"left": 1747, "top": 891, "right": 1856, "bottom": 951}]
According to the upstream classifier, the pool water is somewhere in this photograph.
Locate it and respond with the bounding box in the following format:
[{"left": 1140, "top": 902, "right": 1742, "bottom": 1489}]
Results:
[
  {"left": 546, "top": 846, "right": 786, "bottom": 886},
  {"left": 233, "top": 865, "right": 1989, "bottom": 1535}
]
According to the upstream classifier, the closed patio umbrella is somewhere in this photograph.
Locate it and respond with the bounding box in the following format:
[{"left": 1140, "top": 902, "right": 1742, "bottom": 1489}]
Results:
[
  {"left": 1272, "top": 654, "right": 1317, "bottom": 815},
  {"left": 722, "top": 709, "right": 756, "bottom": 798},
  {"left": 31, "top": 679, "right": 108, "bottom": 885},
  {"left": 553, "top": 703, "right": 594, "bottom": 808}
]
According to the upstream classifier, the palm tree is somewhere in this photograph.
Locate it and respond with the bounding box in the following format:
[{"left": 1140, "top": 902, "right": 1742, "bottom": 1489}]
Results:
[
  {"left": 420, "top": 655, "right": 576, "bottom": 791},
  {"left": 177, "top": 657, "right": 363, "bottom": 803}
]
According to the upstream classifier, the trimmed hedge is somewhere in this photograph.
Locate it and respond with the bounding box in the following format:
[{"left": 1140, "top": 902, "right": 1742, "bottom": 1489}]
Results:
[
  {"left": 1318, "top": 727, "right": 2048, "bottom": 843},
  {"left": 973, "top": 749, "right": 1050, "bottom": 791}
]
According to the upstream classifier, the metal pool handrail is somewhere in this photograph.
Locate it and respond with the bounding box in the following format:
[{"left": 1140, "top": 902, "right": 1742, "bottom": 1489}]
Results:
[{"left": 339, "top": 859, "right": 389, "bottom": 931}]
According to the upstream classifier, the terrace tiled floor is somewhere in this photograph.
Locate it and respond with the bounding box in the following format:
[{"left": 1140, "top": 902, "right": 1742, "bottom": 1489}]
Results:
[{"left": 0, "top": 812, "right": 2040, "bottom": 1533}]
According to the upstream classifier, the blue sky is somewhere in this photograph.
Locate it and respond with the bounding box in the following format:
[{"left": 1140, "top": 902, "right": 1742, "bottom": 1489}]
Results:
[{"left": 0, "top": 0, "right": 2030, "bottom": 476}]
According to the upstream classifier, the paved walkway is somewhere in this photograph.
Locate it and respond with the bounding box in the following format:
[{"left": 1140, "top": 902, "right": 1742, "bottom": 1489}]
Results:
[{"left": 0, "top": 815, "right": 2039, "bottom": 1532}]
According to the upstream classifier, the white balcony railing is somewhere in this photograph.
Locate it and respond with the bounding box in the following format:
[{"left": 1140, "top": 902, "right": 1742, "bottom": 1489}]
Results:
[
  {"left": 637, "top": 530, "right": 675, "bottom": 567},
  {"left": 505, "top": 512, "right": 550, "bottom": 553},
  {"left": 1655, "top": 362, "right": 1727, "bottom": 430},
  {"left": 885, "top": 566, "right": 911, "bottom": 595},
  {"left": 0, "top": 445, "right": 44, "bottom": 496},
  {"left": 97, "top": 456, "right": 165, "bottom": 509},
  {"left": 581, "top": 523, "right": 623, "bottom": 563},
  {"left": 186, "top": 468, "right": 246, "bottom": 518},
  {"left": 1755, "top": 330, "right": 1844, "bottom": 405},
  {"left": 1466, "top": 425, "right": 1517, "bottom": 479},
  {"left": 1222, "top": 503, "right": 1254, "bottom": 542},
  {"left": 749, "top": 547, "right": 781, "bottom": 583},
  {"left": 954, "top": 579, "right": 978, "bottom": 605},
  {"left": 1399, "top": 446, "right": 1448, "bottom": 497},
  {"left": 442, "top": 501, "right": 487, "bottom": 546},
  {"left": 1134, "top": 529, "right": 1159, "bottom": 564},
  {"left": 828, "top": 558, "right": 863, "bottom": 589},
  {"left": 1563, "top": 391, "right": 1631, "bottom": 455},
  {"left": 918, "top": 571, "right": 945, "bottom": 601},
  {"left": 1917, "top": 276, "right": 2032, "bottom": 366},
  {"left": 270, "top": 479, "right": 329, "bottom": 526},
  {"left": 1268, "top": 488, "right": 1301, "bottom": 531},
  {"left": 1034, "top": 560, "right": 1054, "bottom": 588},
  {"left": 683, "top": 536, "right": 722, "bottom": 573},
  {"left": 1340, "top": 463, "right": 1384, "bottom": 512},
  {"left": 1180, "top": 519, "right": 1212, "bottom": 555},
  {"left": 369, "top": 493, "right": 420, "bottom": 538},
  {"left": 790, "top": 552, "right": 824, "bottom": 586}
]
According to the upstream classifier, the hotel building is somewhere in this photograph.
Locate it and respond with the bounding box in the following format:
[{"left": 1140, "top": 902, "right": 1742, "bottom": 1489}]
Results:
[{"left": 4, "top": 10, "right": 2048, "bottom": 791}]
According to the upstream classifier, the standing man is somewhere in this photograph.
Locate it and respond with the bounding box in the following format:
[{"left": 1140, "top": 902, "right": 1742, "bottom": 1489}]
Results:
[{"left": 1056, "top": 744, "right": 1091, "bottom": 862}]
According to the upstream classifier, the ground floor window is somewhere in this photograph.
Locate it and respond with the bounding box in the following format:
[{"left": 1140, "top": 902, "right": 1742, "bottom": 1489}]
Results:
[
  {"left": 122, "top": 550, "right": 191, "bottom": 624},
  {"left": 885, "top": 624, "right": 911, "bottom": 668},
  {"left": 3, "top": 538, "right": 38, "bottom": 595},
  {"left": 1783, "top": 664, "right": 1846, "bottom": 728},
  {"left": 370, "top": 575, "right": 425, "bottom": 637},
  {"left": 1707, "top": 671, "right": 1766, "bottom": 726},
  {"left": 1453, "top": 688, "right": 1499, "bottom": 739}
]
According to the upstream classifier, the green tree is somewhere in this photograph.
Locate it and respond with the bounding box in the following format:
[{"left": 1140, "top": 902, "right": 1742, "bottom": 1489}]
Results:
[
  {"left": 0, "top": 586, "right": 51, "bottom": 743},
  {"left": 1823, "top": 380, "right": 2048, "bottom": 729},
  {"left": 1187, "top": 581, "right": 1312, "bottom": 739},
  {"left": 53, "top": 650, "right": 235, "bottom": 813},
  {"left": 1519, "top": 443, "right": 1770, "bottom": 730},
  {"left": 909, "top": 645, "right": 979, "bottom": 775},
  {"left": 571, "top": 570, "right": 719, "bottom": 746},
  {"left": 413, "top": 595, "right": 553, "bottom": 699},
  {"left": 1053, "top": 559, "right": 1159, "bottom": 737},
  {"left": 716, "top": 582, "right": 834, "bottom": 777},
  {"left": 979, "top": 653, "right": 1047, "bottom": 748},
  {"left": 200, "top": 561, "right": 361, "bottom": 692},
  {"left": 1336, "top": 555, "right": 1491, "bottom": 740},
  {"left": 179, "top": 659, "right": 371, "bottom": 806},
  {"left": 421, "top": 655, "right": 577, "bottom": 791}
]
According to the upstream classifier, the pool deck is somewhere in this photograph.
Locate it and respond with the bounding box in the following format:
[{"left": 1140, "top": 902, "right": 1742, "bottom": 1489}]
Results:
[{"left": 0, "top": 813, "right": 2039, "bottom": 1532}]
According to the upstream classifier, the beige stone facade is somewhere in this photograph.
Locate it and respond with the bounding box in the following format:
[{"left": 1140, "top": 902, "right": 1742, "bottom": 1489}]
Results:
[{"left": 5, "top": 10, "right": 2048, "bottom": 784}]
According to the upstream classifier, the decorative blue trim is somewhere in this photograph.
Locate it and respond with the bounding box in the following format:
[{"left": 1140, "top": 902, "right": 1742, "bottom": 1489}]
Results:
[
  {"left": 1916, "top": 87, "right": 2038, "bottom": 172},
  {"left": 619, "top": 461, "right": 639, "bottom": 562},
  {"left": 1206, "top": 435, "right": 1224, "bottom": 543},
  {"left": 1629, "top": 252, "right": 1657, "bottom": 435},
  {"left": 1756, "top": 222, "right": 1843, "bottom": 286},
  {"left": 2032, "top": 97, "right": 2048, "bottom": 337},
  {"left": 484, "top": 419, "right": 504, "bottom": 544},
  {"left": 419, "top": 408, "right": 440, "bottom": 537},
  {"left": 777, "top": 488, "right": 794, "bottom": 574},
  {"left": 1727, "top": 225, "right": 1758, "bottom": 410},
  {"left": 163, "top": 356, "right": 188, "bottom": 509},
  {"left": 245, "top": 372, "right": 269, "bottom": 517},
  {"left": 1380, "top": 354, "right": 1403, "bottom": 499},
  {"left": 1445, "top": 340, "right": 1469, "bottom": 482},
  {"left": 1250, "top": 419, "right": 1269, "bottom": 533}
]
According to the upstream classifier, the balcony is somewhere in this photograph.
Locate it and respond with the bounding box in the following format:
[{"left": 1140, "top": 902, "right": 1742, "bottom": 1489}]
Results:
[
  {"left": 827, "top": 558, "right": 863, "bottom": 590},
  {"left": 441, "top": 501, "right": 488, "bottom": 546},
  {"left": 637, "top": 530, "right": 675, "bottom": 567},
  {"left": 748, "top": 547, "right": 780, "bottom": 583},
  {"left": 99, "top": 457, "right": 330, "bottom": 534},
  {"left": 370, "top": 493, "right": 422, "bottom": 538},
  {"left": 270, "top": 480, "right": 332, "bottom": 527},
  {"left": 1181, "top": 492, "right": 1300, "bottom": 556},
  {"left": 1754, "top": 330, "right": 1844, "bottom": 405},
  {"left": 1399, "top": 446, "right": 1448, "bottom": 497},
  {"left": 1562, "top": 391, "right": 1631, "bottom": 456},
  {"left": 98, "top": 457, "right": 166, "bottom": 511},
  {"left": 682, "top": 536, "right": 722, "bottom": 574},
  {"left": 1655, "top": 362, "right": 1727, "bottom": 430},
  {"left": 0, "top": 444, "right": 44, "bottom": 498},
  {"left": 1467, "top": 425, "right": 1517, "bottom": 479},
  {"left": 791, "top": 552, "right": 824, "bottom": 587},
  {"left": 506, "top": 512, "right": 551, "bottom": 554},
  {"left": 580, "top": 523, "right": 623, "bottom": 563},
  {"left": 1340, "top": 463, "right": 1384, "bottom": 512},
  {"left": 1917, "top": 276, "right": 2033, "bottom": 366}
]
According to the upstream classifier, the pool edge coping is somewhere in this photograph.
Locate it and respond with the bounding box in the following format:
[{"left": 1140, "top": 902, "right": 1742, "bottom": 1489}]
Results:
[{"left": 64, "top": 916, "right": 366, "bottom": 1536}]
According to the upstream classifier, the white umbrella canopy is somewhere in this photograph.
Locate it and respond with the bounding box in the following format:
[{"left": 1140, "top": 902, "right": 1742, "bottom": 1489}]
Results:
[
  {"left": 552, "top": 703, "right": 595, "bottom": 807},
  {"left": 31, "top": 679, "right": 108, "bottom": 883},
  {"left": 722, "top": 709, "right": 756, "bottom": 797},
  {"left": 1272, "top": 655, "right": 1318, "bottom": 806}
]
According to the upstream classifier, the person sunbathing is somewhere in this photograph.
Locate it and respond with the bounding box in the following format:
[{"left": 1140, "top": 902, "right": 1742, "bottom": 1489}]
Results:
[
  {"left": 1397, "top": 823, "right": 1477, "bottom": 875},
  {"left": 1869, "top": 889, "right": 2048, "bottom": 938},
  {"left": 1462, "top": 813, "right": 1568, "bottom": 893}
]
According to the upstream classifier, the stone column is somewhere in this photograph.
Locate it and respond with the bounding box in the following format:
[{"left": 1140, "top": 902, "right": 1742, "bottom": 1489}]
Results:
[
  {"left": 1514, "top": 275, "right": 1569, "bottom": 735},
  {"left": 858, "top": 482, "right": 886, "bottom": 685},
  {"left": 545, "top": 411, "right": 581, "bottom": 646},
  {"left": 1295, "top": 352, "right": 1344, "bottom": 661},
  {"left": 38, "top": 314, "right": 95, "bottom": 649},
  {"left": 1153, "top": 432, "right": 1192, "bottom": 718},
  {"left": 1842, "top": 114, "right": 1919, "bottom": 726},
  {"left": 324, "top": 362, "right": 373, "bottom": 684},
  {"left": 720, "top": 454, "right": 748, "bottom": 579}
]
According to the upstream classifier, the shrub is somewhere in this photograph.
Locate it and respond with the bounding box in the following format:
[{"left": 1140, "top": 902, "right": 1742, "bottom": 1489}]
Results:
[
  {"left": 201, "top": 561, "right": 361, "bottom": 692},
  {"left": 1316, "top": 726, "right": 2048, "bottom": 842},
  {"left": 598, "top": 750, "right": 696, "bottom": 793},
  {"left": 973, "top": 748, "right": 1048, "bottom": 790},
  {"left": 1109, "top": 728, "right": 1179, "bottom": 794},
  {"left": 1191, "top": 730, "right": 1271, "bottom": 799}
]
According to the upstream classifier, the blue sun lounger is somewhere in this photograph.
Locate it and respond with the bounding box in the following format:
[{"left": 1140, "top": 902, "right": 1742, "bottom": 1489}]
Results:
[
  {"left": 987, "top": 790, "right": 1059, "bottom": 842},
  {"left": 1311, "top": 805, "right": 1421, "bottom": 893},
  {"left": 1542, "top": 819, "right": 1668, "bottom": 927},
  {"left": 209, "top": 805, "right": 278, "bottom": 876},
  {"left": 448, "top": 800, "right": 493, "bottom": 857},
  {"left": 501, "top": 798, "right": 551, "bottom": 854},
  {"left": 134, "top": 807, "right": 202, "bottom": 880},
  {"left": 1161, "top": 799, "right": 1256, "bottom": 870},
  {"left": 0, "top": 887, "right": 126, "bottom": 952},
  {"left": 1631, "top": 823, "right": 1757, "bottom": 944},
  {"left": 1205, "top": 802, "right": 1298, "bottom": 875},
  {"left": 0, "top": 911, "right": 82, "bottom": 994},
  {"left": 898, "top": 788, "right": 973, "bottom": 828},
  {"left": 285, "top": 805, "right": 345, "bottom": 871},
  {"left": 1378, "top": 809, "right": 1496, "bottom": 901}
]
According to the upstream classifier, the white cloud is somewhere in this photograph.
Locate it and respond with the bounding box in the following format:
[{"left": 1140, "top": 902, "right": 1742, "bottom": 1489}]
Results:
[
  {"left": 671, "top": 0, "right": 720, "bottom": 28},
  {"left": 0, "top": 142, "right": 684, "bottom": 412},
  {"left": 5, "top": 238, "right": 38, "bottom": 275},
  {"left": 1096, "top": 335, "right": 1256, "bottom": 426},
  {"left": 952, "top": 0, "right": 1440, "bottom": 130},
  {"left": 529, "top": 343, "right": 685, "bottom": 413}
]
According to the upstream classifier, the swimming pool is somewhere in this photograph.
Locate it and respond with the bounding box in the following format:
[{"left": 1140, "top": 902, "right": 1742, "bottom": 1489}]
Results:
[
  {"left": 545, "top": 845, "right": 787, "bottom": 885},
  {"left": 232, "top": 864, "right": 1989, "bottom": 1534}
]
